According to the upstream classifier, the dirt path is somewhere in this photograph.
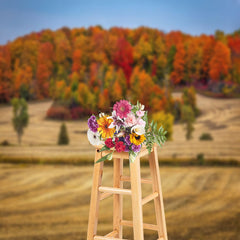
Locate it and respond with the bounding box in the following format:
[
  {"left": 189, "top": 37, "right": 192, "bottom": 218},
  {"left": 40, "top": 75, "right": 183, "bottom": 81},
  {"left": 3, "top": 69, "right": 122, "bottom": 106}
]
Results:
[
  {"left": 0, "top": 164, "right": 239, "bottom": 240},
  {"left": 0, "top": 94, "right": 240, "bottom": 161}
]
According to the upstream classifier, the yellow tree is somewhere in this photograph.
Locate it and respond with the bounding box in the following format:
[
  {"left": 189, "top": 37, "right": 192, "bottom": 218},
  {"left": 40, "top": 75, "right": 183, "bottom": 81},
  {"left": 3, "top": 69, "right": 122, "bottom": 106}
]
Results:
[{"left": 134, "top": 35, "right": 153, "bottom": 71}]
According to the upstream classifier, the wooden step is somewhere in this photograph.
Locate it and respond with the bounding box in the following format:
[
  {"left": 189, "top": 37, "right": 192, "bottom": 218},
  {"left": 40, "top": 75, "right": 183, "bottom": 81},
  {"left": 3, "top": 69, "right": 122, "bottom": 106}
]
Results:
[
  {"left": 99, "top": 192, "right": 112, "bottom": 201},
  {"left": 120, "top": 219, "right": 158, "bottom": 231},
  {"left": 94, "top": 236, "right": 127, "bottom": 240},
  {"left": 104, "top": 230, "right": 118, "bottom": 237},
  {"left": 142, "top": 192, "right": 159, "bottom": 205},
  {"left": 120, "top": 175, "right": 152, "bottom": 184},
  {"left": 99, "top": 186, "right": 132, "bottom": 195}
]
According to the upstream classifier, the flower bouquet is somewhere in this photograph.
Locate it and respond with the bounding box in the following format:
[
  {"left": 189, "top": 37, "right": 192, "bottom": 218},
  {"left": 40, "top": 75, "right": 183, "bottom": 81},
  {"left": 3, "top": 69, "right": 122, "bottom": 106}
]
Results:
[{"left": 87, "top": 100, "right": 167, "bottom": 163}]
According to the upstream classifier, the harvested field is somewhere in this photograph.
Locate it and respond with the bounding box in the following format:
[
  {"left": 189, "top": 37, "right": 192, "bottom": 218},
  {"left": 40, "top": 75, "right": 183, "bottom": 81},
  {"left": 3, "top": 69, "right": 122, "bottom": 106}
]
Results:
[{"left": 0, "top": 164, "right": 239, "bottom": 240}]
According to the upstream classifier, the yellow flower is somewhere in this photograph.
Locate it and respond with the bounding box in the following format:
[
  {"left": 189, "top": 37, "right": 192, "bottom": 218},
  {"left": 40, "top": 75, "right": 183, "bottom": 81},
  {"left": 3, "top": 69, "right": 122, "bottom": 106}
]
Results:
[
  {"left": 97, "top": 116, "right": 115, "bottom": 139},
  {"left": 130, "top": 132, "right": 146, "bottom": 145}
]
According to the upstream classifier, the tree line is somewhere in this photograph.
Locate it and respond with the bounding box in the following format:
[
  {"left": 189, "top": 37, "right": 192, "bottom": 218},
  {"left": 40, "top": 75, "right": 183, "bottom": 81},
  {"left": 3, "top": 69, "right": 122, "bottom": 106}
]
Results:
[{"left": 0, "top": 26, "right": 239, "bottom": 115}]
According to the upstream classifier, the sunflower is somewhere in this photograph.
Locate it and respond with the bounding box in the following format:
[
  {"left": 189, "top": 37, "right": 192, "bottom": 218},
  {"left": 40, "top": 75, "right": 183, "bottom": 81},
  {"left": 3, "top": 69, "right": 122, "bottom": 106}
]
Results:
[
  {"left": 129, "top": 132, "right": 146, "bottom": 145},
  {"left": 97, "top": 116, "right": 115, "bottom": 139}
]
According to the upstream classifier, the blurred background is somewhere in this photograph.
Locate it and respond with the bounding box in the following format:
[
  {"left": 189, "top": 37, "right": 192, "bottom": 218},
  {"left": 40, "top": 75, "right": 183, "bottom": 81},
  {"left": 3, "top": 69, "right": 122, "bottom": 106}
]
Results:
[{"left": 0, "top": 0, "right": 240, "bottom": 239}]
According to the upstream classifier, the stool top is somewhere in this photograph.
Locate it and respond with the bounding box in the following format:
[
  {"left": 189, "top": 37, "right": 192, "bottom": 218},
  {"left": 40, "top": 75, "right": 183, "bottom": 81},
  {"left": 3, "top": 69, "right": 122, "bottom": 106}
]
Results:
[{"left": 94, "top": 143, "right": 156, "bottom": 160}]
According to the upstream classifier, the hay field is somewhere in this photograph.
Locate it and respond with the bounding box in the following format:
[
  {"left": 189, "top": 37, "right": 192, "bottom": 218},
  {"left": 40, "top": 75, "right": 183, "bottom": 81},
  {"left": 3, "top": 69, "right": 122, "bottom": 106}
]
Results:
[
  {"left": 0, "top": 94, "right": 240, "bottom": 162},
  {"left": 0, "top": 163, "right": 239, "bottom": 240}
]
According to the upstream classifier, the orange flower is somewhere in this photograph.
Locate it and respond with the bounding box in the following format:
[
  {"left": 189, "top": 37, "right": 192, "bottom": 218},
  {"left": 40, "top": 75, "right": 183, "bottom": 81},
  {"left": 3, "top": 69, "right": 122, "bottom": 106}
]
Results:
[{"left": 97, "top": 116, "right": 115, "bottom": 139}]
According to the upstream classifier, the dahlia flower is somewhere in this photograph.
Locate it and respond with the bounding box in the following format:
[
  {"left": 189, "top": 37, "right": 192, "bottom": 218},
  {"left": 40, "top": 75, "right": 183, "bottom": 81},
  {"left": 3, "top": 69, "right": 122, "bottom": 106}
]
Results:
[{"left": 113, "top": 100, "right": 131, "bottom": 119}]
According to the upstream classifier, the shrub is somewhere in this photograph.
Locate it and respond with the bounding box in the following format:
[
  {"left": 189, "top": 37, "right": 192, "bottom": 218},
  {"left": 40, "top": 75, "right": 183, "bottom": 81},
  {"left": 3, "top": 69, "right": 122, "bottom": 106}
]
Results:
[
  {"left": 1, "top": 140, "right": 10, "bottom": 146},
  {"left": 199, "top": 133, "right": 213, "bottom": 141},
  {"left": 151, "top": 111, "right": 174, "bottom": 140},
  {"left": 58, "top": 123, "right": 69, "bottom": 145},
  {"left": 46, "top": 106, "right": 71, "bottom": 120},
  {"left": 196, "top": 153, "right": 205, "bottom": 165},
  {"left": 70, "top": 106, "right": 93, "bottom": 119}
]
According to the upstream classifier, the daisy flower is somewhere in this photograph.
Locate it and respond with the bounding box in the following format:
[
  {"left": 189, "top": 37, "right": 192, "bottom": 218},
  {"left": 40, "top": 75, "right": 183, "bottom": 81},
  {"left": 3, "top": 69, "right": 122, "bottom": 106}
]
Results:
[
  {"left": 87, "top": 129, "right": 102, "bottom": 146},
  {"left": 113, "top": 100, "right": 131, "bottom": 119}
]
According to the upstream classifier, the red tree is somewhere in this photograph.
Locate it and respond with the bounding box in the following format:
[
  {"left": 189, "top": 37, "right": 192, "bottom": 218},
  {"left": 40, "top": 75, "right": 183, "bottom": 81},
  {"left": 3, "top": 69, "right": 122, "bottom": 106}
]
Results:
[
  {"left": 113, "top": 38, "right": 133, "bottom": 87},
  {"left": 36, "top": 42, "right": 54, "bottom": 98}
]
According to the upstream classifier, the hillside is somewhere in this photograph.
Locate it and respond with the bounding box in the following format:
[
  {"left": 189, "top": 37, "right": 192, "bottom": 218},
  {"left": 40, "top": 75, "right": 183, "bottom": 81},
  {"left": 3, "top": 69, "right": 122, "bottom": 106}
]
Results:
[
  {"left": 0, "top": 93, "right": 239, "bottom": 162},
  {"left": 0, "top": 26, "right": 240, "bottom": 115}
]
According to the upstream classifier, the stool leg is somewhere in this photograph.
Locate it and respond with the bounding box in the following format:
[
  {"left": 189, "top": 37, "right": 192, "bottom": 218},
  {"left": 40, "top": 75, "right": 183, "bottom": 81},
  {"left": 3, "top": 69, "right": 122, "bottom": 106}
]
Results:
[
  {"left": 113, "top": 158, "right": 123, "bottom": 238},
  {"left": 149, "top": 146, "right": 168, "bottom": 240},
  {"left": 130, "top": 156, "right": 144, "bottom": 240},
  {"left": 87, "top": 150, "right": 104, "bottom": 240}
]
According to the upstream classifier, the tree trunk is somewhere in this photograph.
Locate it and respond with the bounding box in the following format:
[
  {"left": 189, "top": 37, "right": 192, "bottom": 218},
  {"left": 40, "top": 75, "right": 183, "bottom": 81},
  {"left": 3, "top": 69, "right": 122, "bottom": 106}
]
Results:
[{"left": 18, "top": 133, "right": 21, "bottom": 145}]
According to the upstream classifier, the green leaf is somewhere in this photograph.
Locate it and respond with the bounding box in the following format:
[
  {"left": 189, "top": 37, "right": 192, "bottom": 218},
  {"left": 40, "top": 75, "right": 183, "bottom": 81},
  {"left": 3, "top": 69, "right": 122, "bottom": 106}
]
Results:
[
  {"left": 98, "top": 145, "right": 110, "bottom": 152},
  {"left": 95, "top": 152, "right": 112, "bottom": 164}
]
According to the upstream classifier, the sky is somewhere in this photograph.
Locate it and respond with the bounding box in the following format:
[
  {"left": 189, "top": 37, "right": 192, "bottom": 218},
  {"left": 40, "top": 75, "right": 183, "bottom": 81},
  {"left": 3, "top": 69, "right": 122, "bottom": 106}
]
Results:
[{"left": 0, "top": 0, "right": 240, "bottom": 45}]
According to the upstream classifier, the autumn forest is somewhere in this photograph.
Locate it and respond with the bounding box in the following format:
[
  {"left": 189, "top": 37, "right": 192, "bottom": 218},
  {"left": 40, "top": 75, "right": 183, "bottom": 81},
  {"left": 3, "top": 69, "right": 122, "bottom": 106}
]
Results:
[{"left": 0, "top": 26, "right": 240, "bottom": 119}]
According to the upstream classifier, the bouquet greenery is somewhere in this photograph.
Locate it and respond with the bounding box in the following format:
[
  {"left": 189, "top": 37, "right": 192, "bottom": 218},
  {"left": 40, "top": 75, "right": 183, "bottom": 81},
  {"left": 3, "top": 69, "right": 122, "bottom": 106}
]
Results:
[{"left": 87, "top": 100, "right": 167, "bottom": 163}]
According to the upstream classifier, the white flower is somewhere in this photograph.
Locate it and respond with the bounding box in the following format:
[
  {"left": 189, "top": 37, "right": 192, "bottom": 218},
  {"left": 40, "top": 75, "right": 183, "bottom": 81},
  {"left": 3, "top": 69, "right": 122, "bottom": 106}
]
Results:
[
  {"left": 99, "top": 112, "right": 105, "bottom": 118},
  {"left": 137, "top": 118, "right": 146, "bottom": 127},
  {"left": 131, "top": 125, "right": 145, "bottom": 135},
  {"left": 87, "top": 129, "right": 103, "bottom": 146},
  {"left": 139, "top": 103, "right": 145, "bottom": 111},
  {"left": 108, "top": 110, "right": 124, "bottom": 132}
]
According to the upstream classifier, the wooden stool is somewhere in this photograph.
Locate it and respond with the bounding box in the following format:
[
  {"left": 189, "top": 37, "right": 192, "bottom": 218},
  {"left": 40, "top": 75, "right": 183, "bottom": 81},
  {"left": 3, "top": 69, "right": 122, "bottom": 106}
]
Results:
[{"left": 87, "top": 145, "right": 168, "bottom": 240}]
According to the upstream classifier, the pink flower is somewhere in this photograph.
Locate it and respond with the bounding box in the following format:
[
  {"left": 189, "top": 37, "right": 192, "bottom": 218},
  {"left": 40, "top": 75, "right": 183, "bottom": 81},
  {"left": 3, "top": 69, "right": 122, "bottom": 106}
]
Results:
[
  {"left": 137, "top": 118, "right": 146, "bottom": 127},
  {"left": 136, "top": 110, "right": 145, "bottom": 117},
  {"left": 125, "top": 113, "right": 137, "bottom": 127},
  {"left": 113, "top": 100, "right": 132, "bottom": 119}
]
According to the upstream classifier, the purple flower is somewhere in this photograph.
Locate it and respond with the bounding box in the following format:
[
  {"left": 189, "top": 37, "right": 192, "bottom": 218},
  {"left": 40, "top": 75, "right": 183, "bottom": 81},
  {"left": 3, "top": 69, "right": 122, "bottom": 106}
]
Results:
[
  {"left": 125, "top": 135, "right": 131, "bottom": 146},
  {"left": 124, "top": 145, "right": 130, "bottom": 152},
  {"left": 131, "top": 144, "right": 141, "bottom": 153},
  {"left": 88, "top": 115, "right": 99, "bottom": 133}
]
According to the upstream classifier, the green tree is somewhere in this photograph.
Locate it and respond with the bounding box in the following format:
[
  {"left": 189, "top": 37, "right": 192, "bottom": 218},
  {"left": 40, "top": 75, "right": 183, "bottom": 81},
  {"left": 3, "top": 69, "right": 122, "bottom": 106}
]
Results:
[
  {"left": 182, "top": 87, "right": 199, "bottom": 116},
  {"left": 181, "top": 105, "right": 195, "bottom": 140},
  {"left": 11, "top": 98, "right": 29, "bottom": 145},
  {"left": 58, "top": 123, "right": 69, "bottom": 145}
]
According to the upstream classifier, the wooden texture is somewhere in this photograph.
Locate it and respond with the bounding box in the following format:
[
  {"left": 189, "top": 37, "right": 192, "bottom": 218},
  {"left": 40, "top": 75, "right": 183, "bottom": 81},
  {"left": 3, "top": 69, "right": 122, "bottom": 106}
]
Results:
[
  {"left": 142, "top": 192, "right": 159, "bottom": 205},
  {"left": 87, "top": 145, "right": 168, "bottom": 240},
  {"left": 98, "top": 186, "right": 131, "bottom": 195},
  {"left": 105, "top": 230, "right": 118, "bottom": 237},
  {"left": 94, "top": 236, "right": 127, "bottom": 240},
  {"left": 149, "top": 146, "right": 168, "bottom": 240},
  {"left": 87, "top": 150, "right": 104, "bottom": 240},
  {"left": 130, "top": 156, "right": 144, "bottom": 240},
  {"left": 120, "top": 175, "right": 152, "bottom": 184},
  {"left": 121, "top": 219, "right": 159, "bottom": 231},
  {"left": 113, "top": 158, "right": 123, "bottom": 238}
]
